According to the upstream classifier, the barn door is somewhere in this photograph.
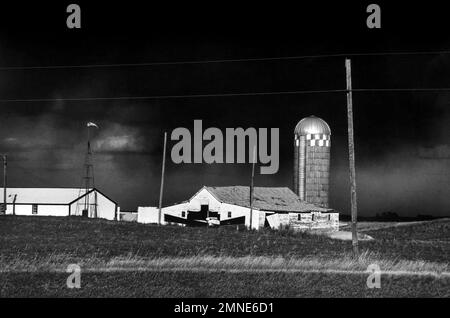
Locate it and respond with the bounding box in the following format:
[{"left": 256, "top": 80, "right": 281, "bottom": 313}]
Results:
[{"left": 200, "top": 204, "right": 209, "bottom": 219}]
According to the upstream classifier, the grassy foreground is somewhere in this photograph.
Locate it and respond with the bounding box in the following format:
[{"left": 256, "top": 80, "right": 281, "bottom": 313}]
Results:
[
  {"left": 2, "top": 271, "right": 449, "bottom": 298},
  {"left": 0, "top": 216, "right": 449, "bottom": 297}
]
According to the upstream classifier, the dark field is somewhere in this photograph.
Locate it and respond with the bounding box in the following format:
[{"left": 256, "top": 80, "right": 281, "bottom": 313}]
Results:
[
  {"left": 2, "top": 271, "right": 449, "bottom": 298},
  {"left": 1, "top": 216, "right": 449, "bottom": 262},
  {"left": 0, "top": 216, "right": 449, "bottom": 297}
]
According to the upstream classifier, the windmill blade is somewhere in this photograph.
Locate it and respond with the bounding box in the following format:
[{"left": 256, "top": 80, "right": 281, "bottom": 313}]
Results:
[{"left": 87, "top": 122, "right": 99, "bottom": 128}]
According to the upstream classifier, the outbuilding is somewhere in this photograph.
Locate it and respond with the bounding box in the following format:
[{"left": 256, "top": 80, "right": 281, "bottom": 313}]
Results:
[
  {"left": 138, "top": 186, "right": 339, "bottom": 231},
  {"left": 0, "top": 187, "right": 118, "bottom": 220}
]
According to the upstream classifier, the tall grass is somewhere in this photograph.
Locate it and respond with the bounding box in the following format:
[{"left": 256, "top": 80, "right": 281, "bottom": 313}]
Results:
[
  {"left": 1, "top": 251, "right": 448, "bottom": 276},
  {"left": 1, "top": 216, "right": 449, "bottom": 277},
  {"left": 102, "top": 251, "right": 450, "bottom": 274}
]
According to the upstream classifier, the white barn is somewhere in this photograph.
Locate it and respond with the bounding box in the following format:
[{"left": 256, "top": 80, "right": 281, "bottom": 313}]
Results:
[
  {"left": 138, "top": 186, "right": 339, "bottom": 231},
  {"left": 0, "top": 187, "right": 118, "bottom": 220}
]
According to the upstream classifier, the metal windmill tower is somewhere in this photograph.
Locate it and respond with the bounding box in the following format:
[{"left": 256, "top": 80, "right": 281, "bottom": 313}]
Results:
[{"left": 77, "top": 122, "right": 99, "bottom": 217}]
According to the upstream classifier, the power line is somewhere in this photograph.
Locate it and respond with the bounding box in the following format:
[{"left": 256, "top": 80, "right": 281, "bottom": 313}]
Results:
[
  {"left": 1, "top": 87, "right": 450, "bottom": 103},
  {"left": 354, "top": 88, "right": 450, "bottom": 93},
  {"left": 0, "top": 89, "right": 347, "bottom": 102},
  {"left": 1, "top": 50, "right": 450, "bottom": 71}
]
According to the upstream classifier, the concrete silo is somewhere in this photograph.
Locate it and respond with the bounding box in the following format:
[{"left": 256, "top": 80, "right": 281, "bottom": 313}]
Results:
[{"left": 293, "top": 116, "right": 331, "bottom": 207}]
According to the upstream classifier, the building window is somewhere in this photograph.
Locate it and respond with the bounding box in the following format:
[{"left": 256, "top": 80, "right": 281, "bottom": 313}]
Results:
[
  {"left": 312, "top": 214, "right": 315, "bottom": 221},
  {"left": 298, "top": 214, "right": 301, "bottom": 221},
  {"left": 228, "top": 212, "right": 232, "bottom": 218},
  {"left": 32, "top": 204, "right": 38, "bottom": 215},
  {"left": 182, "top": 211, "right": 186, "bottom": 218}
]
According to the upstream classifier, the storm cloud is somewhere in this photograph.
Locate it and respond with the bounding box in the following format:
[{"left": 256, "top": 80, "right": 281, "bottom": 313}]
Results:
[{"left": 0, "top": 5, "right": 449, "bottom": 215}]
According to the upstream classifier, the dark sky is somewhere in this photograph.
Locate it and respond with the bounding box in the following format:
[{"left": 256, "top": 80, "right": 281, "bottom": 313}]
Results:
[{"left": 0, "top": 2, "right": 449, "bottom": 216}]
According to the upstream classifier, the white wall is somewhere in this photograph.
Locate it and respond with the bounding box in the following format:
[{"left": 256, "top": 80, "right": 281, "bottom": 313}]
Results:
[
  {"left": 137, "top": 206, "right": 159, "bottom": 224},
  {"left": 70, "top": 190, "right": 117, "bottom": 220},
  {"left": 266, "top": 213, "right": 290, "bottom": 229},
  {"left": 118, "top": 212, "right": 138, "bottom": 222},
  {"left": 35, "top": 205, "right": 69, "bottom": 216},
  {"left": 96, "top": 191, "right": 117, "bottom": 220},
  {"left": 219, "top": 203, "right": 263, "bottom": 230},
  {"left": 266, "top": 212, "right": 339, "bottom": 230},
  {"left": 5, "top": 204, "right": 31, "bottom": 215},
  {"left": 6, "top": 204, "right": 69, "bottom": 216},
  {"left": 187, "top": 188, "right": 221, "bottom": 212}
]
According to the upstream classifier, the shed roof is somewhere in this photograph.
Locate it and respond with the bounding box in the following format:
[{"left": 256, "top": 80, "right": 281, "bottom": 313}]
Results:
[
  {"left": 0, "top": 188, "right": 114, "bottom": 205},
  {"left": 205, "top": 186, "right": 332, "bottom": 213}
]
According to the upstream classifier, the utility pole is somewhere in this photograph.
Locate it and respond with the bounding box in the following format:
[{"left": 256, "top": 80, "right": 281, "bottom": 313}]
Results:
[
  {"left": 249, "top": 145, "right": 256, "bottom": 229},
  {"left": 84, "top": 127, "right": 94, "bottom": 217},
  {"left": 345, "top": 58, "right": 359, "bottom": 257},
  {"left": 12, "top": 194, "right": 17, "bottom": 216},
  {"left": 158, "top": 132, "right": 167, "bottom": 225},
  {"left": 2, "top": 155, "right": 7, "bottom": 215}
]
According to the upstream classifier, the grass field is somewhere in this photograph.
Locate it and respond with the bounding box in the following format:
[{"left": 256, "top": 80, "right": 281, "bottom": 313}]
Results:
[{"left": 0, "top": 216, "right": 449, "bottom": 297}]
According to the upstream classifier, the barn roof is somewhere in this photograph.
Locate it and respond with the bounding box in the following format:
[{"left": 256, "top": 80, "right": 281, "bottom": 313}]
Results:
[
  {"left": 204, "top": 186, "right": 332, "bottom": 213},
  {"left": 0, "top": 187, "right": 116, "bottom": 205}
]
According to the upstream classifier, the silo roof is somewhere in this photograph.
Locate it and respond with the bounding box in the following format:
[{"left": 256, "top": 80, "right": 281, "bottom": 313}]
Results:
[{"left": 294, "top": 115, "right": 331, "bottom": 135}]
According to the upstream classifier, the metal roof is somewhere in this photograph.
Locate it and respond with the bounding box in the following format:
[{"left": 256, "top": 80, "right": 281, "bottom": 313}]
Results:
[
  {"left": 0, "top": 188, "right": 92, "bottom": 204},
  {"left": 205, "top": 186, "right": 332, "bottom": 213},
  {"left": 294, "top": 115, "right": 331, "bottom": 136}
]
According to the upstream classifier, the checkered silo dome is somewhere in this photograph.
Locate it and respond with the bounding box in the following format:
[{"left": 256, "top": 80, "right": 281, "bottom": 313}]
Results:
[{"left": 294, "top": 115, "right": 331, "bottom": 136}]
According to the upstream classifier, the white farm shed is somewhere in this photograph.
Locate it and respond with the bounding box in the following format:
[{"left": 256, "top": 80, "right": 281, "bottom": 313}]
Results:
[
  {"left": 137, "top": 206, "right": 159, "bottom": 224},
  {"left": 0, "top": 187, "right": 118, "bottom": 220},
  {"left": 138, "top": 186, "right": 339, "bottom": 231}
]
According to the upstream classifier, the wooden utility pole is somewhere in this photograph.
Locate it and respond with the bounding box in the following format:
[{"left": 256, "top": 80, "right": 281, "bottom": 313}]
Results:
[
  {"left": 158, "top": 132, "right": 168, "bottom": 225},
  {"left": 2, "top": 155, "right": 6, "bottom": 215},
  {"left": 345, "top": 59, "right": 359, "bottom": 256},
  {"left": 249, "top": 145, "right": 256, "bottom": 229},
  {"left": 12, "top": 194, "right": 17, "bottom": 216}
]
